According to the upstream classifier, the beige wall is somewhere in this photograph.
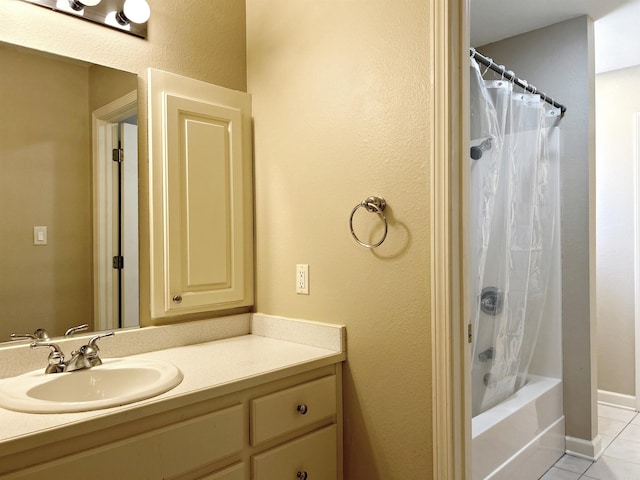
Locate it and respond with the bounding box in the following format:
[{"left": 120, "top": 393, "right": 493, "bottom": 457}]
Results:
[
  {"left": 4, "top": 1, "right": 437, "bottom": 476},
  {"left": 88, "top": 64, "right": 138, "bottom": 113},
  {"left": 0, "top": 45, "right": 139, "bottom": 341},
  {"left": 595, "top": 65, "right": 640, "bottom": 396},
  {"left": 479, "top": 16, "right": 597, "bottom": 442},
  {"left": 247, "top": 2, "right": 432, "bottom": 478},
  {"left": 0, "top": 43, "right": 93, "bottom": 338},
  {"left": 0, "top": 0, "right": 247, "bottom": 327},
  {"left": 0, "top": 1, "right": 246, "bottom": 90}
]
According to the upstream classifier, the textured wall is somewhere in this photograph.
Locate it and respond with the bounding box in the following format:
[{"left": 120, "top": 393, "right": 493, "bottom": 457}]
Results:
[
  {"left": 596, "top": 65, "right": 640, "bottom": 396},
  {"left": 88, "top": 64, "right": 138, "bottom": 112},
  {"left": 247, "top": 2, "right": 433, "bottom": 478},
  {"left": 0, "top": 1, "right": 246, "bottom": 89},
  {"left": 5, "top": 1, "right": 437, "bottom": 475},
  {"left": 479, "top": 16, "right": 597, "bottom": 442},
  {"left": 0, "top": 43, "right": 93, "bottom": 338}
]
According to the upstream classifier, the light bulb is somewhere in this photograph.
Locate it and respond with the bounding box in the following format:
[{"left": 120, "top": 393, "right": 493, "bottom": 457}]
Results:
[
  {"left": 116, "top": 0, "right": 150, "bottom": 25},
  {"left": 105, "top": 10, "right": 131, "bottom": 30},
  {"left": 68, "top": 0, "right": 101, "bottom": 11}
]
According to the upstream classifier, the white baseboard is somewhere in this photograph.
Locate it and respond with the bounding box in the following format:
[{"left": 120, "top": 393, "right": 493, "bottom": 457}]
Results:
[
  {"left": 565, "top": 435, "right": 603, "bottom": 461},
  {"left": 568, "top": 390, "right": 640, "bottom": 463},
  {"left": 597, "top": 389, "right": 636, "bottom": 410}
]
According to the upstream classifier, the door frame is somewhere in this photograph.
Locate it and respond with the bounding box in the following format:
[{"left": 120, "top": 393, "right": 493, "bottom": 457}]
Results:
[
  {"left": 635, "top": 113, "right": 640, "bottom": 411},
  {"left": 92, "top": 90, "right": 137, "bottom": 331},
  {"left": 430, "top": 0, "right": 469, "bottom": 479}
]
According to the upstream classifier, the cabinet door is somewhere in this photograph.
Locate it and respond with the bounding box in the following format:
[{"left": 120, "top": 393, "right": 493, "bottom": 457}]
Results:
[
  {"left": 148, "top": 68, "right": 254, "bottom": 318},
  {"left": 251, "top": 376, "right": 337, "bottom": 445},
  {"left": 2, "top": 405, "right": 244, "bottom": 480},
  {"left": 252, "top": 425, "right": 337, "bottom": 480}
]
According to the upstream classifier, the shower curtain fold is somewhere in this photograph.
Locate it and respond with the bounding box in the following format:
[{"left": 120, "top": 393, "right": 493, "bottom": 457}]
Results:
[{"left": 469, "top": 58, "right": 560, "bottom": 416}]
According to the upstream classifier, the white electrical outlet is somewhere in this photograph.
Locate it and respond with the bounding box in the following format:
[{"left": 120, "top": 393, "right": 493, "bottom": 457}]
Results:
[{"left": 296, "top": 264, "right": 309, "bottom": 294}]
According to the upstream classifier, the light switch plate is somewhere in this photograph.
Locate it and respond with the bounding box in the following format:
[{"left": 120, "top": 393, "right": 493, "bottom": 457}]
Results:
[{"left": 33, "top": 226, "right": 47, "bottom": 246}]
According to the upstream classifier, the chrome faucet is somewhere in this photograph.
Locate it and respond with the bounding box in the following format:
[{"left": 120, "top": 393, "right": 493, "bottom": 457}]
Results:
[
  {"left": 10, "top": 328, "right": 51, "bottom": 342},
  {"left": 64, "top": 324, "right": 89, "bottom": 337},
  {"left": 30, "top": 342, "right": 66, "bottom": 374},
  {"left": 65, "top": 332, "right": 114, "bottom": 372},
  {"left": 31, "top": 332, "right": 115, "bottom": 374},
  {"left": 10, "top": 323, "right": 88, "bottom": 342}
]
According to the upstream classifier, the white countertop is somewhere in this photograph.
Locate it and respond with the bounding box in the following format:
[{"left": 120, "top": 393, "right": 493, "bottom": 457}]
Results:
[{"left": 0, "top": 314, "right": 346, "bottom": 456}]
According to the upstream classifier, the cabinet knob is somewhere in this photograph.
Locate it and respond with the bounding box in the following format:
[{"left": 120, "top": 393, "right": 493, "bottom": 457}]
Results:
[
  {"left": 172, "top": 295, "right": 183, "bottom": 304},
  {"left": 296, "top": 404, "right": 308, "bottom": 415},
  {"left": 296, "top": 472, "right": 308, "bottom": 480}
]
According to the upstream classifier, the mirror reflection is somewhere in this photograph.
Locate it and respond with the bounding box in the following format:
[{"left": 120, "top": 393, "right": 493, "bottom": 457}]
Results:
[{"left": 0, "top": 42, "right": 139, "bottom": 343}]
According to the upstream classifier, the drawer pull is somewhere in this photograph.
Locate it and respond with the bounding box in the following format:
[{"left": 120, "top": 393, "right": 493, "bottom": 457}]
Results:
[
  {"left": 296, "top": 404, "right": 308, "bottom": 415},
  {"left": 296, "top": 472, "right": 308, "bottom": 480}
]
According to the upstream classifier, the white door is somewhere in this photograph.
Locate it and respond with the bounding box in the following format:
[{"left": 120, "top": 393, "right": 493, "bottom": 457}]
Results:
[{"left": 121, "top": 121, "right": 139, "bottom": 328}]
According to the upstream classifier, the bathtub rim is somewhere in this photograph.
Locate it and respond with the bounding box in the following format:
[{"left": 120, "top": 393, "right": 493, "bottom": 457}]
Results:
[{"left": 472, "top": 374, "right": 562, "bottom": 438}]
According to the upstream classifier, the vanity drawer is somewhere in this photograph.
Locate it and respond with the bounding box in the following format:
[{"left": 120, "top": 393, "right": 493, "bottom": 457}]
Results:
[
  {"left": 252, "top": 425, "right": 337, "bottom": 480},
  {"left": 198, "top": 462, "right": 245, "bottom": 480},
  {"left": 250, "top": 375, "right": 336, "bottom": 445}
]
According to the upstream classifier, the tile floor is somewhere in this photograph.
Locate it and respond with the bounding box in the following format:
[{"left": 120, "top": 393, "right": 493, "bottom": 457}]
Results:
[{"left": 540, "top": 404, "right": 640, "bottom": 479}]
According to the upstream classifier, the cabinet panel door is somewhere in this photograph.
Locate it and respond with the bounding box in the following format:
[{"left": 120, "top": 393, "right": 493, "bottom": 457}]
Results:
[
  {"left": 149, "top": 68, "right": 254, "bottom": 318},
  {"left": 252, "top": 425, "right": 337, "bottom": 480},
  {"left": 2, "top": 405, "right": 244, "bottom": 480},
  {"left": 251, "top": 375, "right": 336, "bottom": 445}
]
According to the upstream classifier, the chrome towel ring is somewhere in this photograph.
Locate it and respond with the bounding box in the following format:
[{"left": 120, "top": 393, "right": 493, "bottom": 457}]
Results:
[{"left": 349, "top": 196, "right": 388, "bottom": 248}]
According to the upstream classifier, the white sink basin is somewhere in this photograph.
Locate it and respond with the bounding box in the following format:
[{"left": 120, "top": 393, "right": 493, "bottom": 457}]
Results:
[{"left": 0, "top": 358, "right": 183, "bottom": 413}]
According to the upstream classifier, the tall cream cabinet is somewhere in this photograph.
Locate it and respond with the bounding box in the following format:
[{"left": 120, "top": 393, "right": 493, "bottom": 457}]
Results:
[{"left": 148, "top": 69, "right": 254, "bottom": 319}]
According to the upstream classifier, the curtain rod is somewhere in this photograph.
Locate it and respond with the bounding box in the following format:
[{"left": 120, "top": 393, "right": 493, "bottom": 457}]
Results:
[{"left": 470, "top": 48, "right": 567, "bottom": 116}]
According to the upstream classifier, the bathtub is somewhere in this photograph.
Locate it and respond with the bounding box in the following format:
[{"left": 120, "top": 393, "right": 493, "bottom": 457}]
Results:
[{"left": 472, "top": 375, "right": 565, "bottom": 480}]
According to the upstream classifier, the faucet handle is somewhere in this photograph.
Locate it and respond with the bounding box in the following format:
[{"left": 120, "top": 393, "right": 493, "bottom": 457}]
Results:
[
  {"left": 10, "top": 328, "right": 51, "bottom": 342},
  {"left": 77, "top": 332, "right": 114, "bottom": 367},
  {"left": 31, "top": 341, "right": 65, "bottom": 373},
  {"left": 71, "top": 332, "right": 114, "bottom": 358},
  {"left": 88, "top": 332, "right": 115, "bottom": 349},
  {"left": 64, "top": 324, "right": 89, "bottom": 336}
]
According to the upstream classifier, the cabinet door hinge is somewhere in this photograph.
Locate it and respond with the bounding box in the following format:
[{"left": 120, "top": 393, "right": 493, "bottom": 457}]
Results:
[
  {"left": 112, "top": 255, "right": 124, "bottom": 270},
  {"left": 468, "top": 324, "right": 473, "bottom": 343},
  {"left": 112, "top": 148, "right": 124, "bottom": 163}
]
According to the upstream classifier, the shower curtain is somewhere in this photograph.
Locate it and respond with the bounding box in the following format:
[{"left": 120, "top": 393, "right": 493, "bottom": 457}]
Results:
[{"left": 469, "top": 57, "right": 560, "bottom": 416}]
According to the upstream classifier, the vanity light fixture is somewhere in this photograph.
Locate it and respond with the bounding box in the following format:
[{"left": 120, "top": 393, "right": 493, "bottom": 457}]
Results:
[{"left": 19, "top": 0, "right": 150, "bottom": 38}]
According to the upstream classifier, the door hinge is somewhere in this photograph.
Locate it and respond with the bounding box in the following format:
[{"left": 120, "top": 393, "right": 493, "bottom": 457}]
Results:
[
  {"left": 468, "top": 324, "right": 473, "bottom": 343},
  {"left": 112, "top": 148, "right": 124, "bottom": 163},
  {"left": 112, "top": 255, "right": 124, "bottom": 270}
]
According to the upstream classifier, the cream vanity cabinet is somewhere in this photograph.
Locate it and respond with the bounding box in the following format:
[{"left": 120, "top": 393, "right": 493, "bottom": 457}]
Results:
[
  {"left": 0, "top": 365, "right": 342, "bottom": 480},
  {"left": 148, "top": 68, "right": 254, "bottom": 319}
]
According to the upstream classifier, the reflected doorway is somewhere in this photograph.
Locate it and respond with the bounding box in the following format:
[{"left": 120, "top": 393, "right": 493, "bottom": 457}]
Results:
[{"left": 93, "top": 92, "right": 139, "bottom": 331}]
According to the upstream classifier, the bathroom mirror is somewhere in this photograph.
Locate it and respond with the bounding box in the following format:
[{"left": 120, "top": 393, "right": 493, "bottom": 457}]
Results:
[{"left": 0, "top": 41, "right": 139, "bottom": 344}]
